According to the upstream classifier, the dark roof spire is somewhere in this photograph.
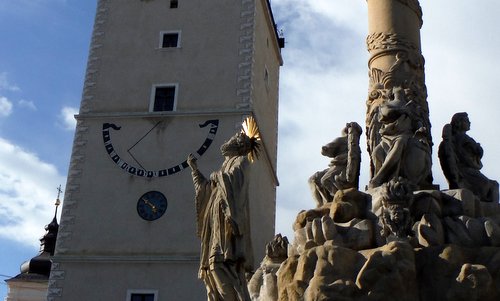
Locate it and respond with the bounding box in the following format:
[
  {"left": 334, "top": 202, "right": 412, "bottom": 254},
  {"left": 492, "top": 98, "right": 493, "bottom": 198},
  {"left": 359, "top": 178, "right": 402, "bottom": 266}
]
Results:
[{"left": 17, "top": 186, "right": 62, "bottom": 277}]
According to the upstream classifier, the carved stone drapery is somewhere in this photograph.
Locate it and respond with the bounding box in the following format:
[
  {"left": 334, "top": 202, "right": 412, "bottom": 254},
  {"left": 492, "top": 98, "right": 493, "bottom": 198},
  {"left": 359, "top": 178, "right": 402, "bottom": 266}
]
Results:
[
  {"left": 366, "top": 0, "right": 433, "bottom": 189},
  {"left": 438, "top": 113, "right": 499, "bottom": 203}
]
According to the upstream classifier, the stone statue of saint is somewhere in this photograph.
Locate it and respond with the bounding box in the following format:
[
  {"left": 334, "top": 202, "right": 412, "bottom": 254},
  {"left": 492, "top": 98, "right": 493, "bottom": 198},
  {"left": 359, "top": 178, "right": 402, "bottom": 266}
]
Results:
[
  {"left": 308, "top": 122, "right": 362, "bottom": 206},
  {"left": 187, "top": 118, "right": 260, "bottom": 301},
  {"left": 438, "top": 112, "right": 499, "bottom": 202}
]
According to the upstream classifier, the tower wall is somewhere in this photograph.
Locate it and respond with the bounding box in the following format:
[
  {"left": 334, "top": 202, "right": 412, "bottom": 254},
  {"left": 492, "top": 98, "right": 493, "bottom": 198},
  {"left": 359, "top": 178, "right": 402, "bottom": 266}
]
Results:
[{"left": 49, "top": 0, "right": 282, "bottom": 299}]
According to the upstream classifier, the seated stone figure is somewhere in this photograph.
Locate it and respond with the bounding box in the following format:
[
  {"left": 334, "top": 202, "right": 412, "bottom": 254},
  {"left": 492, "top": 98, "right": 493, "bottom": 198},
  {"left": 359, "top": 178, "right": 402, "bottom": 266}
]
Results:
[
  {"left": 438, "top": 112, "right": 499, "bottom": 202},
  {"left": 308, "top": 122, "right": 362, "bottom": 206}
]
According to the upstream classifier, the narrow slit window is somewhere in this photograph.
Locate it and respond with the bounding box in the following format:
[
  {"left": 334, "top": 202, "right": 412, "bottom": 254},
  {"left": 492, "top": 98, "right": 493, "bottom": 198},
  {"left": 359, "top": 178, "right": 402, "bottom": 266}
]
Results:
[{"left": 153, "top": 86, "right": 176, "bottom": 112}]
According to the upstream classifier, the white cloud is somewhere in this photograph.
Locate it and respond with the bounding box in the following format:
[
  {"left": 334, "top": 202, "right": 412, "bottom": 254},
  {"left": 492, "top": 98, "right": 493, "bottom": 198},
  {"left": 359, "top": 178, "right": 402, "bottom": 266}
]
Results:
[
  {"left": 0, "top": 72, "right": 20, "bottom": 92},
  {"left": 0, "top": 97, "right": 13, "bottom": 117},
  {"left": 0, "top": 137, "right": 65, "bottom": 248},
  {"left": 18, "top": 99, "right": 37, "bottom": 111},
  {"left": 59, "top": 106, "right": 78, "bottom": 130}
]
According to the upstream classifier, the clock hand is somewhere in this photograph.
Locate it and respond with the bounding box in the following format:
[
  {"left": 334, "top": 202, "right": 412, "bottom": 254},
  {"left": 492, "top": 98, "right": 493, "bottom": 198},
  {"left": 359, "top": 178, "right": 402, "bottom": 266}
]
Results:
[
  {"left": 127, "top": 121, "right": 163, "bottom": 169},
  {"left": 142, "top": 198, "right": 158, "bottom": 213}
]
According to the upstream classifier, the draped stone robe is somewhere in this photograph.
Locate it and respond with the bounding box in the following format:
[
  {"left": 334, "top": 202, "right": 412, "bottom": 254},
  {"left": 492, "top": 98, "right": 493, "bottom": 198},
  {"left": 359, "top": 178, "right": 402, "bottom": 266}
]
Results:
[{"left": 191, "top": 155, "right": 254, "bottom": 279}]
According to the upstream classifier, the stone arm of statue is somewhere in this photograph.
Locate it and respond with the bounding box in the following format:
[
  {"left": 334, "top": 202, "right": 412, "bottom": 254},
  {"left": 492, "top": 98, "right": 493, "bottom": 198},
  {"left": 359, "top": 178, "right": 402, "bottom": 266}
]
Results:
[
  {"left": 187, "top": 154, "right": 211, "bottom": 238},
  {"left": 187, "top": 153, "right": 198, "bottom": 171},
  {"left": 346, "top": 122, "right": 362, "bottom": 186},
  {"left": 462, "top": 138, "right": 484, "bottom": 169},
  {"left": 187, "top": 154, "right": 210, "bottom": 197}
]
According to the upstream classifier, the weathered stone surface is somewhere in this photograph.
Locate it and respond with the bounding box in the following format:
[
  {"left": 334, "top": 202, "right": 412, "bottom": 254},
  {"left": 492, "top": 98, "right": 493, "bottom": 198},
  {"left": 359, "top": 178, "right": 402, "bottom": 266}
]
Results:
[
  {"left": 442, "top": 189, "right": 479, "bottom": 217},
  {"left": 321, "top": 215, "right": 336, "bottom": 241},
  {"left": 277, "top": 245, "right": 365, "bottom": 301},
  {"left": 417, "top": 213, "right": 444, "bottom": 247},
  {"left": 416, "top": 245, "right": 500, "bottom": 301},
  {"left": 330, "top": 188, "right": 371, "bottom": 223},
  {"left": 357, "top": 241, "right": 418, "bottom": 301},
  {"left": 280, "top": 224, "right": 500, "bottom": 301},
  {"left": 305, "top": 278, "right": 361, "bottom": 301},
  {"left": 276, "top": 255, "right": 299, "bottom": 301},
  {"left": 291, "top": 212, "right": 376, "bottom": 254},
  {"left": 459, "top": 216, "right": 489, "bottom": 246},
  {"left": 480, "top": 201, "right": 500, "bottom": 217},
  {"left": 484, "top": 219, "right": 500, "bottom": 247},
  {"left": 249, "top": 234, "right": 289, "bottom": 301},
  {"left": 293, "top": 205, "right": 331, "bottom": 231},
  {"left": 324, "top": 218, "right": 375, "bottom": 251},
  {"left": 411, "top": 190, "right": 463, "bottom": 221},
  {"left": 410, "top": 191, "right": 442, "bottom": 219},
  {"left": 446, "top": 264, "right": 494, "bottom": 301},
  {"left": 443, "top": 216, "right": 475, "bottom": 247}
]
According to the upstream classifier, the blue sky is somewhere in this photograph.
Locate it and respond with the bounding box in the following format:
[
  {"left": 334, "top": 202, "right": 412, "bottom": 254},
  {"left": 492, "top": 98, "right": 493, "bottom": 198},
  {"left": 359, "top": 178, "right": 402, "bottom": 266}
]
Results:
[
  {"left": 0, "top": 1, "right": 96, "bottom": 296},
  {"left": 1, "top": 0, "right": 500, "bottom": 298}
]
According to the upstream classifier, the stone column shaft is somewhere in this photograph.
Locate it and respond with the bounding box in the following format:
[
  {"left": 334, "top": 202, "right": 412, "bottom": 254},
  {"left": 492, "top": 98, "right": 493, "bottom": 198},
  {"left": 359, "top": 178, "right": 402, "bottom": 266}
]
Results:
[{"left": 365, "top": 0, "right": 433, "bottom": 189}]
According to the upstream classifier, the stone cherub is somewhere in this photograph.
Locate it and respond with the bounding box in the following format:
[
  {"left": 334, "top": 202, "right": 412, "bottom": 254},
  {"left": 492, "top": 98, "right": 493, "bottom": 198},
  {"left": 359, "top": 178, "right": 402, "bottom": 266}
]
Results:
[
  {"left": 379, "top": 178, "right": 414, "bottom": 242},
  {"left": 308, "top": 122, "right": 362, "bottom": 207},
  {"left": 247, "top": 234, "right": 289, "bottom": 301},
  {"left": 187, "top": 117, "right": 261, "bottom": 301},
  {"left": 438, "top": 112, "right": 499, "bottom": 203}
]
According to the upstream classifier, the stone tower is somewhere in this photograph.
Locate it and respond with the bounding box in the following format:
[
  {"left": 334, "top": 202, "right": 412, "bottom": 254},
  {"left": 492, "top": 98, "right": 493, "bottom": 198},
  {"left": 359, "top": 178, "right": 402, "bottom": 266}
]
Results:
[{"left": 48, "top": 0, "right": 283, "bottom": 300}]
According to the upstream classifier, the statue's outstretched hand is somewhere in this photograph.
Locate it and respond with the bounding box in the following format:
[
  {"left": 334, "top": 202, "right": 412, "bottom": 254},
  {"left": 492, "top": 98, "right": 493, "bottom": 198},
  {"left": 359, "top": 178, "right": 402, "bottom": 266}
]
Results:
[{"left": 187, "top": 154, "right": 198, "bottom": 170}]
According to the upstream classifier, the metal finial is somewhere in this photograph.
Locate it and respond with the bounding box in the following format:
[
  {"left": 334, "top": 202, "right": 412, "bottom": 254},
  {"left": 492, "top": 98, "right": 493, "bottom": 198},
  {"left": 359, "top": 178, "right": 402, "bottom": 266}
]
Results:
[
  {"left": 56, "top": 185, "right": 63, "bottom": 203},
  {"left": 54, "top": 185, "right": 62, "bottom": 216}
]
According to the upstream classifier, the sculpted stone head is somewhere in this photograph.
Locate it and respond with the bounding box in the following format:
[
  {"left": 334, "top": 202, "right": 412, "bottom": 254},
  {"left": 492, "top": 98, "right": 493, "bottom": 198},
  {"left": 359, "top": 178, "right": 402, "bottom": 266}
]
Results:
[
  {"left": 451, "top": 112, "right": 470, "bottom": 133},
  {"left": 220, "top": 132, "right": 253, "bottom": 157}
]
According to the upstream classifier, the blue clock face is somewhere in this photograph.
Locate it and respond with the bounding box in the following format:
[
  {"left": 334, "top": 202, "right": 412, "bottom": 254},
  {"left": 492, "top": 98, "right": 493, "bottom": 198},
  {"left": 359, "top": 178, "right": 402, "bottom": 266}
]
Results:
[{"left": 137, "top": 191, "right": 168, "bottom": 221}]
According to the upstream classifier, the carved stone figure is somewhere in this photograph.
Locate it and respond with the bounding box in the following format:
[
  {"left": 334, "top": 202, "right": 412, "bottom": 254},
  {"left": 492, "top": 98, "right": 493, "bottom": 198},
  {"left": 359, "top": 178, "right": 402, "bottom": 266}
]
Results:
[
  {"left": 379, "top": 178, "right": 414, "bottom": 242},
  {"left": 438, "top": 112, "right": 499, "bottom": 202},
  {"left": 446, "top": 264, "right": 494, "bottom": 301},
  {"left": 248, "top": 234, "right": 289, "bottom": 301},
  {"left": 187, "top": 119, "right": 261, "bottom": 301},
  {"left": 369, "top": 86, "right": 432, "bottom": 189},
  {"left": 308, "top": 122, "right": 362, "bottom": 206}
]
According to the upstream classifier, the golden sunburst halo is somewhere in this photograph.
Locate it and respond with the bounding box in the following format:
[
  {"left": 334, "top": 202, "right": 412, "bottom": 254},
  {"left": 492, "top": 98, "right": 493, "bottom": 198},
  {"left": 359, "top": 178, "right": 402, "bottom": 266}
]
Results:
[{"left": 241, "top": 116, "right": 261, "bottom": 162}]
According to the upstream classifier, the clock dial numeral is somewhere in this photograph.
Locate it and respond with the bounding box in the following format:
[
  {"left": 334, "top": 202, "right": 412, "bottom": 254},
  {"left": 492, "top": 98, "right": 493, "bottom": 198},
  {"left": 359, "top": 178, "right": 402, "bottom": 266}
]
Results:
[{"left": 102, "top": 119, "right": 219, "bottom": 178}]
